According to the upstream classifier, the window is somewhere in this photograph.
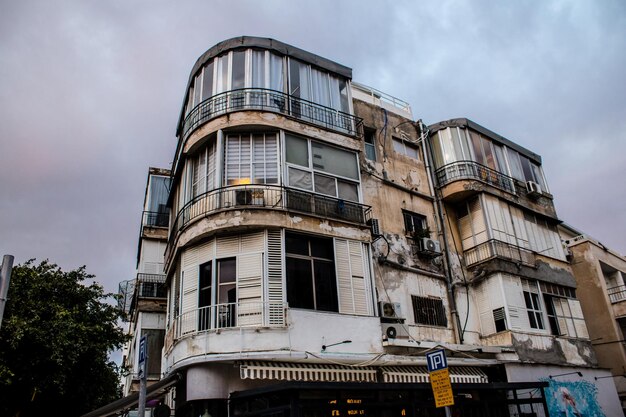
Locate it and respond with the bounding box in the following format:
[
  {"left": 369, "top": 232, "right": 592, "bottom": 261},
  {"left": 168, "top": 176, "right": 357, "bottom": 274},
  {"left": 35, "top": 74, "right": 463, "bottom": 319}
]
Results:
[
  {"left": 364, "top": 128, "right": 376, "bottom": 161},
  {"left": 198, "top": 258, "right": 237, "bottom": 329},
  {"left": 392, "top": 137, "right": 419, "bottom": 159},
  {"left": 190, "top": 141, "right": 216, "bottom": 197},
  {"left": 225, "top": 133, "right": 278, "bottom": 185},
  {"left": 285, "top": 133, "right": 360, "bottom": 201},
  {"left": 403, "top": 211, "right": 427, "bottom": 236},
  {"left": 146, "top": 175, "right": 171, "bottom": 227},
  {"left": 540, "top": 282, "right": 587, "bottom": 338},
  {"left": 285, "top": 232, "right": 338, "bottom": 312},
  {"left": 493, "top": 307, "right": 507, "bottom": 332},
  {"left": 411, "top": 296, "right": 447, "bottom": 327},
  {"left": 522, "top": 279, "right": 544, "bottom": 330}
]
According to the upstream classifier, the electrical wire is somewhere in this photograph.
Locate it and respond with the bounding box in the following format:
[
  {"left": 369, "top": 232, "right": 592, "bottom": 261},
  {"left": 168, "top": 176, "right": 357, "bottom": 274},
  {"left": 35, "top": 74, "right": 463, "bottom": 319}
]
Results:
[{"left": 445, "top": 206, "right": 471, "bottom": 342}]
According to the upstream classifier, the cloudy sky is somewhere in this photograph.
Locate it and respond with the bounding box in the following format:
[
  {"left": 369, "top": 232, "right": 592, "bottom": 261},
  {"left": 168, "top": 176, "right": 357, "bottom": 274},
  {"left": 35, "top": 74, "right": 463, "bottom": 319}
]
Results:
[{"left": 1, "top": 0, "right": 625, "bottom": 297}]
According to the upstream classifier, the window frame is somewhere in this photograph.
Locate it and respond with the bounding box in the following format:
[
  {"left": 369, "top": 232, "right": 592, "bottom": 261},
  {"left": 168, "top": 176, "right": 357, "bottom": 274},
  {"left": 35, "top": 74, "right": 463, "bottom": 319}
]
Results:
[
  {"left": 402, "top": 210, "right": 428, "bottom": 236},
  {"left": 284, "top": 133, "right": 361, "bottom": 202},
  {"left": 411, "top": 295, "right": 447, "bottom": 327},
  {"left": 285, "top": 232, "right": 338, "bottom": 313},
  {"left": 392, "top": 136, "right": 419, "bottom": 160}
]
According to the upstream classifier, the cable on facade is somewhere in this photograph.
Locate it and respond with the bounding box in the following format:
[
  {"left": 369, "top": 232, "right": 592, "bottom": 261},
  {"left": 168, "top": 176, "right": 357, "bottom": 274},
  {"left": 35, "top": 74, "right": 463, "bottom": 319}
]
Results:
[{"left": 445, "top": 208, "right": 471, "bottom": 342}]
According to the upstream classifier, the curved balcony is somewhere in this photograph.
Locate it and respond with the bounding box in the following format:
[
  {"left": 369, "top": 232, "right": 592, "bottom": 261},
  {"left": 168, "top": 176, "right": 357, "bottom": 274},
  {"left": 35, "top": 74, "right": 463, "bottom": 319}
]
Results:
[
  {"left": 464, "top": 239, "right": 536, "bottom": 268},
  {"left": 169, "top": 301, "right": 289, "bottom": 342},
  {"left": 182, "top": 88, "right": 362, "bottom": 140},
  {"left": 166, "top": 185, "right": 371, "bottom": 261},
  {"left": 435, "top": 160, "right": 520, "bottom": 195}
]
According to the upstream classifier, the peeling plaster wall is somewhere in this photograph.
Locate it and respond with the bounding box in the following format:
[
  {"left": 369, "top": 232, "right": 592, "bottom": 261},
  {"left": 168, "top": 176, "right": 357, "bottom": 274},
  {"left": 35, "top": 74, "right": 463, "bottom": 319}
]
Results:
[
  {"left": 511, "top": 332, "right": 597, "bottom": 366},
  {"left": 567, "top": 240, "right": 626, "bottom": 393}
]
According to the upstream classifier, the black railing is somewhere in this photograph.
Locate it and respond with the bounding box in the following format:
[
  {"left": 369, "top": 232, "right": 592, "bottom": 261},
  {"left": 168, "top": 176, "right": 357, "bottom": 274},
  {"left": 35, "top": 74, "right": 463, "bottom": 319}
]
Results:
[
  {"left": 142, "top": 210, "right": 169, "bottom": 228},
  {"left": 464, "top": 239, "right": 536, "bottom": 268},
  {"left": 136, "top": 273, "right": 167, "bottom": 298},
  {"left": 167, "top": 185, "right": 371, "bottom": 261},
  {"left": 435, "top": 161, "right": 519, "bottom": 195},
  {"left": 182, "top": 88, "right": 362, "bottom": 138},
  {"left": 608, "top": 285, "right": 626, "bottom": 303}
]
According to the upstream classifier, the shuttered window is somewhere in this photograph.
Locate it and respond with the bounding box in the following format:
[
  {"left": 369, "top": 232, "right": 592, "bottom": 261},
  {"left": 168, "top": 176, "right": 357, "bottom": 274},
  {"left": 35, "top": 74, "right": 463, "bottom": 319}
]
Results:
[
  {"left": 411, "top": 296, "right": 447, "bottom": 327},
  {"left": 334, "top": 239, "right": 372, "bottom": 316},
  {"left": 225, "top": 133, "right": 278, "bottom": 185}
]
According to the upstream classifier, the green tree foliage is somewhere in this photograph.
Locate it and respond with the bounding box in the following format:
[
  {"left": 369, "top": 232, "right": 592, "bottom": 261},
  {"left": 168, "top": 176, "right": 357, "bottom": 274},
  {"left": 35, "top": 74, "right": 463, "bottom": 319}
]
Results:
[{"left": 0, "top": 260, "right": 128, "bottom": 417}]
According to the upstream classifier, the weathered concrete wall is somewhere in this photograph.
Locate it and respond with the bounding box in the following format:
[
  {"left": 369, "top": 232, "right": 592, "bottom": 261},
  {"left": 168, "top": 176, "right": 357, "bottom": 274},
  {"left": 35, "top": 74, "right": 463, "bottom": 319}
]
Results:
[{"left": 568, "top": 239, "right": 626, "bottom": 388}]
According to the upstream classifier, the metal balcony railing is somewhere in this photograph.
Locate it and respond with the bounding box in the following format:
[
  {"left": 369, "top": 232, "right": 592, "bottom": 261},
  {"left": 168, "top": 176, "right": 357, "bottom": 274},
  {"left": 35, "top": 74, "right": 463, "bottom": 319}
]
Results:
[
  {"left": 435, "top": 161, "right": 519, "bottom": 195},
  {"left": 142, "top": 211, "right": 169, "bottom": 228},
  {"left": 608, "top": 285, "right": 626, "bottom": 303},
  {"left": 182, "top": 88, "right": 362, "bottom": 139},
  {"left": 136, "top": 273, "right": 167, "bottom": 298},
  {"left": 171, "top": 301, "right": 288, "bottom": 339},
  {"left": 166, "top": 185, "right": 371, "bottom": 260},
  {"left": 464, "top": 239, "right": 536, "bottom": 268}
]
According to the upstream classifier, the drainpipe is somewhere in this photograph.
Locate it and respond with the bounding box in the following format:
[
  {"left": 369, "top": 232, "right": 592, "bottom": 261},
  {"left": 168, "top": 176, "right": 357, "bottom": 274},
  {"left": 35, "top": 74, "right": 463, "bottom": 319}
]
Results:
[
  {"left": 0, "top": 254, "right": 14, "bottom": 331},
  {"left": 415, "top": 122, "right": 464, "bottom": 344}
]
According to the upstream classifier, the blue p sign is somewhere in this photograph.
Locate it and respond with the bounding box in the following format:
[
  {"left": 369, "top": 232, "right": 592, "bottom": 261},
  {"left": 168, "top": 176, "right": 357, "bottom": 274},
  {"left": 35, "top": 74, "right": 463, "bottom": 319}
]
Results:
[{"left": 426, "top": 349, "right": 448, "bottom": 372}]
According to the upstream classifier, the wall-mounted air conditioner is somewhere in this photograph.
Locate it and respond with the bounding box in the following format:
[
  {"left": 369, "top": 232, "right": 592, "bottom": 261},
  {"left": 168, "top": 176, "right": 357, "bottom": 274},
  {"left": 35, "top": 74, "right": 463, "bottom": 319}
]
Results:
[
  {"left": 526, "top": 181, "right": 542, "bottom": 198},
  {"left": 382, "top": 323, "right": 409, "bottom": 340},
  {"left": 379, "top": 301, "right": 403, "bottom": 319},
  {"left": 418, "top": 238, "right": 441, "bottom": 255},
  {"left": 368, "top": 218, "right": 381, "bottom": 237}
]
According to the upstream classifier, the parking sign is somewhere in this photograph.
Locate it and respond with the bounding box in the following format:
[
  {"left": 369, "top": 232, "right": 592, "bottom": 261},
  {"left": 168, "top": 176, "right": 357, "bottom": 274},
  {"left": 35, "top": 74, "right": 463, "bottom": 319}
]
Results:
[{"left": 426, "top": 349, "right": 448, "bottom": 372}]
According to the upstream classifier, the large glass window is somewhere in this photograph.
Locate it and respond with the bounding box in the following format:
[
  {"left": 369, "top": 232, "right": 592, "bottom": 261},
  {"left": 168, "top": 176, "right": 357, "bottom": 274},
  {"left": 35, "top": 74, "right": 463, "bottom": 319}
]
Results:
[
  {"left": 285, "top": 134, "right": 359, "bottom": 201},
  {"left": 286, "top": 233, "right": 338, "bottom": 312},
  {"left": 522, "top": 279, "right": 544, "bottom": 330},
  {"left": 225, "top": 133, "right": 278, "bottom": 185},
  {"left": 190, "top": 141, "right": 217, "bottom": 197},
  {"left": 146, "top": 175, "right": 170, "bottom": 227}
]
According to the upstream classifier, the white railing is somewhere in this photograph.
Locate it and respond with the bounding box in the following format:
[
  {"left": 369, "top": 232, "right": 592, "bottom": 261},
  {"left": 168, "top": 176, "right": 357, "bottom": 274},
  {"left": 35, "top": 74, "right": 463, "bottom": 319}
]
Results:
[
  {"left": 171, "top": 301, "right": 288, "bottom": 339},
  {"left": 351, "top": 82, "right": 413, "bottom": 118}
]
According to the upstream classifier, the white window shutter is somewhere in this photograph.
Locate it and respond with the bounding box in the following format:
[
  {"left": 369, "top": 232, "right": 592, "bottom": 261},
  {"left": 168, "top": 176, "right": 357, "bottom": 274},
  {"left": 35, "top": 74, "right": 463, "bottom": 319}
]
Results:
[
  {"left": 335, "top": 239, "right": 371, "bottom": 316},
  {"left": 503, "top": 275, "right": 530, "bottom": 330},
  {"left": 476, "top": 281, "right": 496, "bottom": 335},
  {"left": 237, "top": 253, "right": 263, "bottom": 326},
  {"left": 266, "top": 230, "right": 284, "bottom": 325},
  {"left": 335, "top": 239, "right": 354, "bottom": 314}
]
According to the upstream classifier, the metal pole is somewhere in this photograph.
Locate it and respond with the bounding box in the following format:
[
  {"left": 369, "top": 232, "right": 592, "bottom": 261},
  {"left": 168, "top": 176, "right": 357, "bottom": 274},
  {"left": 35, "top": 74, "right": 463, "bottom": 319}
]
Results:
[
  {"left": 138, "top": 335, "right": 148, "bottom": 417},
  {"left": 0, "top": 255, "right": 15, "bottom": 331}
]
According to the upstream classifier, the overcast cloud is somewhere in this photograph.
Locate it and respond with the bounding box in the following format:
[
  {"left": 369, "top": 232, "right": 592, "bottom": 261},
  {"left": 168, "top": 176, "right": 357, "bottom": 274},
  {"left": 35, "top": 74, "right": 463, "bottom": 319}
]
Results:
[{"left": 1, "top": 0, "right": 625, "bottom": 295}]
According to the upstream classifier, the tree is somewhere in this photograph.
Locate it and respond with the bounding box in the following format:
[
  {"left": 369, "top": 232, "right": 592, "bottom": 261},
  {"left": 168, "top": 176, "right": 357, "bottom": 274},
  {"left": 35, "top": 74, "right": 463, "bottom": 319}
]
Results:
[{"left": 0, "top": 260, "right": 128, "bottom": 417}]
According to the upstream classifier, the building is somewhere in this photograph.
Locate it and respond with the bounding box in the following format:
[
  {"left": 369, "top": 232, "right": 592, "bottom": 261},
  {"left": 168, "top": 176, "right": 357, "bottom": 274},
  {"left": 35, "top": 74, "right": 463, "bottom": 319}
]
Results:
[
  {"left": 119, "top": 167, "right": 171, "bottom": 396},
  {"left": 100, "top": 37, "right": 623, "bottom": 417},
  {"left": 559, "top": 222, "right": 626, "bottom": 411}
]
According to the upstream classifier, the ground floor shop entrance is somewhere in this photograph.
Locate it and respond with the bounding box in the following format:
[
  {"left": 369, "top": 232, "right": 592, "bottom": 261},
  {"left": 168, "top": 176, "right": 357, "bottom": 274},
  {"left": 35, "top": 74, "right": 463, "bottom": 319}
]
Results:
[{"left": 229, "top": 382, "right": 550, "bottom": 417}]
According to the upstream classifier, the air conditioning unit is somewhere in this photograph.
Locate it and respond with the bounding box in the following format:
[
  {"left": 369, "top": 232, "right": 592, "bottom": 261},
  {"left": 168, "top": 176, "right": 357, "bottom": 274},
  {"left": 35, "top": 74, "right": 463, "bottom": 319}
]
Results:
[
  {"left": 379, "top": 301, "right": 403, "bottom": 319},
  {"left": 368, "top": 218, "right": 381, "bottom": 237},
  {"left": 382, "top": 323, "right": 409, "bottom": 340},
  {"left": 419, "top": 238, "right": 441, "bottom": 254},
  {"left": 526, "top": 181, "right": 542, "bottom": 198}
]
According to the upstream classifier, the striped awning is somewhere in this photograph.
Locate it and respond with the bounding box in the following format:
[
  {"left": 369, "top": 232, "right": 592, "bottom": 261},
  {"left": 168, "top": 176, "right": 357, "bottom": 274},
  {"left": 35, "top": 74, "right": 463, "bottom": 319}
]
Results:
[
  {"left": 240, "top": 361, "right": 378, "bottom": 382},
  {"left": 381, "top": 366, "right": 489, "bottom": 384}
]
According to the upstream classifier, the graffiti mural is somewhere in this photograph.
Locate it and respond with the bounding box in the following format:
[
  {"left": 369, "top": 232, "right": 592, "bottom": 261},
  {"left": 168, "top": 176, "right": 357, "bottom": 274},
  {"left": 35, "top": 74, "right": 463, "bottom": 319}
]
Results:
[{"left": 541, "top": 378, "right": 606, "bottom": 417}]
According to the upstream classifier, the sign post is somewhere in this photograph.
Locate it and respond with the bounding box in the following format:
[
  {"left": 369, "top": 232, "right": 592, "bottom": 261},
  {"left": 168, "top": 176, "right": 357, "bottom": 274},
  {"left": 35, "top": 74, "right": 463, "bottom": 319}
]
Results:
[
  {"left": 426, "top": 349, "right": 454, "bottom": 416},
  {"left": 138, "top": 335, "right": 148, "bottom": 417}
]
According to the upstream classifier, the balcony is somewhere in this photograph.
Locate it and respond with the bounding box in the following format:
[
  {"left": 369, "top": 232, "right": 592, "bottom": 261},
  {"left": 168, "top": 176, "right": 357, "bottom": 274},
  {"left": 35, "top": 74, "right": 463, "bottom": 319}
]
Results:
[
  {"left": 608, "top": 285, "right": 626, "bottom": 303},
  {"left": 435, "top": 161, "right": 519, "bottom": 195},
  {"left": 464, "top": 239, "right": 536, "bottom": 268},
  {"left": 182, "top": 88, "right": 362, "bottom": 139},
  {"left": 170, "top": 301, "right": 288, "bottom": 340},
  {"left": 142, "top": 210, "right": 169, "bottom": 228},
  {"left": 136, "top": 273, "right": 167, "bottom": 299},
  {"left": 168, "top": 185, "right": 371, "bottom": 253}
]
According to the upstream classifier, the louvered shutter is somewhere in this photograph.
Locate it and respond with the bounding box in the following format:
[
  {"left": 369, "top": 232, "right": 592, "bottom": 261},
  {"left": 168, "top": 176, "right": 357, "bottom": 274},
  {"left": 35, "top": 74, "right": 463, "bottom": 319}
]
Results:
[
  {"left": 470, "top": 197, "right": 488, "bottom": 245},
  {"left": 568, "top": 299, "right": 589, "bottom": 338},
  {"left": 503, "top": 275, "right": 529, "bottom": 330},
  {"left": 335, "top": 239, "right": 371, "bottom": 316},
  {"left": 216, "top": 235, "right": 240, "bottom": 258},
  {"left": 476, "top": 279, "right": 501, "bottom": 335},
  {"left": 510, "top": 207, "right": 530, "bottom": 249},
  {"left": 180, "top": 247, "right": 199, "bottom": 334},
  {"left": 237, "top": 253, "right": 263, "bottom": 326},
  {"left": 267, "top": 230, "right": 284, "bottom": 325}
]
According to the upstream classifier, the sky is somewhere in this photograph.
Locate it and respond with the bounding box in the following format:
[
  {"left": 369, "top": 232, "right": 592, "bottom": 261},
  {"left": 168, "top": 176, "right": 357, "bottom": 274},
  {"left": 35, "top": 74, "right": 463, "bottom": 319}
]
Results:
[{"left": 1, "top": 0, "right": 625, "bottom": 298}]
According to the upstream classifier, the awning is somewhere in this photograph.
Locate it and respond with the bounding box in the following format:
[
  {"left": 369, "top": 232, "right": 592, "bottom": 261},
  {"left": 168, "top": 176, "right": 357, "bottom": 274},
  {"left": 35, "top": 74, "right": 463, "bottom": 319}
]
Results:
[
  {"left": 80, "top": 372, "right": 181, "bottom": 417},
  {"left": 240, "top": 361, "right": 378, "bottom": 383},
  {"left": 381, "top": 366, "right": 488, "bottom": 384}
]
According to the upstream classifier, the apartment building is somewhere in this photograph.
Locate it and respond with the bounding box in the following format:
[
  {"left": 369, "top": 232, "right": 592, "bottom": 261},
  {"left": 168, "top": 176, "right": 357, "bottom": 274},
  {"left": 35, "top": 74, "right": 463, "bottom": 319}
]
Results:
[
  {"left": 119, "top": 168, "right": 170, "bottom": 396},
  {"left": 560, "top": 223, "right": 626, "bottom": 412},
  {"left": 100, "top": 37, "right": 623, "bottom": 417}
]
